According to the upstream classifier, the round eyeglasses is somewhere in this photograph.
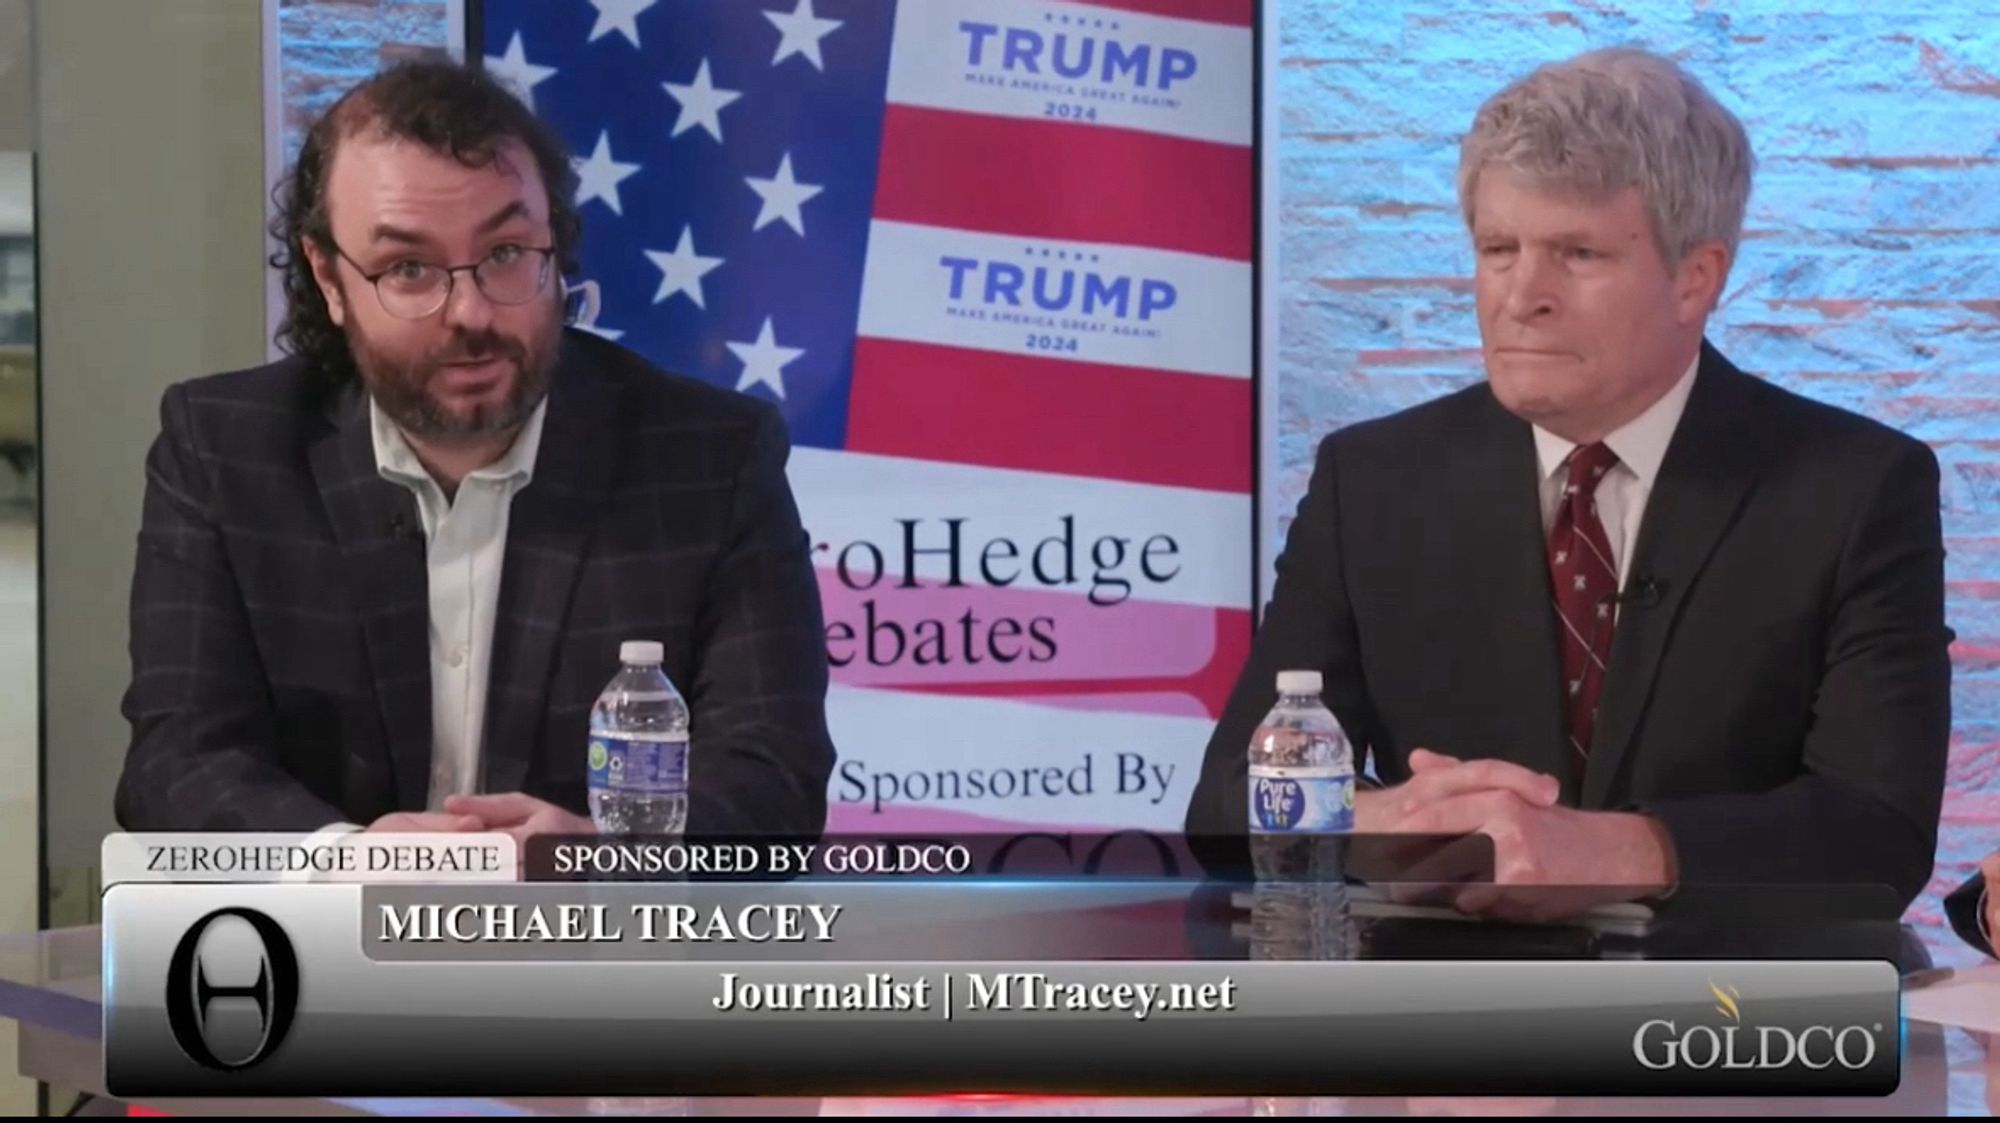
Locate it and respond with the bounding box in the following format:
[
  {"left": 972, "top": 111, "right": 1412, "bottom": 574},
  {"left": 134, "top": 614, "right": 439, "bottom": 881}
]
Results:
[{"left": 333, "top": 241, "right": 555, "bottom": 320}]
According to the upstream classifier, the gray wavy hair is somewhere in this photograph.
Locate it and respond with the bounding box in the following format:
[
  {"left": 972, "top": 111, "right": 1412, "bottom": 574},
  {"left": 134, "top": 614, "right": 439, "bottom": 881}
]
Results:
[{"left": 1458, "top": 48, "right": 1755, "bottom": 269}]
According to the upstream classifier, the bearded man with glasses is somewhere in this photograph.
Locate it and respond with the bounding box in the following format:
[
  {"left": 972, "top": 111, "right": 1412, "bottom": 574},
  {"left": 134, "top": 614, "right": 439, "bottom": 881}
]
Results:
[{"left": 115, "top": 61, "right": 836, "bottom": 846}]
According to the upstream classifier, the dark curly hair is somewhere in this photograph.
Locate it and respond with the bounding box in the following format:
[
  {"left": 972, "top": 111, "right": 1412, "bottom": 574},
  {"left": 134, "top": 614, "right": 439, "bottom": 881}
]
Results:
[{"left": 267, "top": 59, "right": 583, "bottom": 382}]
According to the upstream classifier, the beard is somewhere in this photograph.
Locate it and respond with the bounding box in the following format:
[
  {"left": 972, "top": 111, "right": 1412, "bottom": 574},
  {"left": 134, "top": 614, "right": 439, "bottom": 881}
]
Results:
[{"left": 346, "top": 304, "right": 561, "bottom": 441}]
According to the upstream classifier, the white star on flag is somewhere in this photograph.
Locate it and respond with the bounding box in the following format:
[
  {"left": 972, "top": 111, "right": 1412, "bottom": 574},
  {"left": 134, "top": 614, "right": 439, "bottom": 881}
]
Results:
[
  {"left": 485, "top": 32, "right": 558, "bottom": 108},
  {"left": 586, "top": 0, "right": 656, "bottom": 48},
  {"left": 662, "top": 59, "right": 743, "bottom": 143},
  {"left": 645, "top": 227, "right": 725, "bottom": 308},
  {"left": 728, "top": 316, "right": 805, "bottom": 399},
  {"left": 746, "top": 153, "right": 824, "bottom": 236},
  {"left": 572, "top": 132, "right": 643, "bottom": 215},
  {"left": 764, "top": 0, "right": 843, "bottom": 71}
]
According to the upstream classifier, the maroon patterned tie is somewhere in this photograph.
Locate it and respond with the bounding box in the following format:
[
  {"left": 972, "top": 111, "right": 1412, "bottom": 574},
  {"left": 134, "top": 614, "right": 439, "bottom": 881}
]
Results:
[{"left": 1548, "top": 443, "right": 1621, "bottom": 769}]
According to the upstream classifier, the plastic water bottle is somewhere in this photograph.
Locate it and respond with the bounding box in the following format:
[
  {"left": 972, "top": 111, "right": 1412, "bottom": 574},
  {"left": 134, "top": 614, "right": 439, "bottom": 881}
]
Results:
[
  {"left": 1247, "top": 670, "right": 1355, "bottom": 960},
  {"left": 587, "top": 641, "right": 690, "bottom": 835}
]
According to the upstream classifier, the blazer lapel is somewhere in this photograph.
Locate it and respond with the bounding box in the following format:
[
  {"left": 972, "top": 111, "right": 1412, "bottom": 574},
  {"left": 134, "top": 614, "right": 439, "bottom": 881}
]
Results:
[
  {"left": 307, "top": 382, "right": 433, "bottom": 810},
  {"left": 480, "top": 337, "right": 622, "bottom": 795},
  {"left": 1462, "top": 393, "right": 1572, "bottom": 790},
  {"left": 1582, "top": 345, "right": 1768, "bottom": 807}
]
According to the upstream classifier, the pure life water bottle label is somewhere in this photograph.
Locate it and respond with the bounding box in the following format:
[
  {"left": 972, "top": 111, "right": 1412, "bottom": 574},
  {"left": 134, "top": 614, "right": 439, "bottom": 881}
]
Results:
[
  {"left": 588, "top": 733, "right": 690, "bottom": 797},
  {"left": 1250, "top": 765, "right": 1354, "bottom": 832}
]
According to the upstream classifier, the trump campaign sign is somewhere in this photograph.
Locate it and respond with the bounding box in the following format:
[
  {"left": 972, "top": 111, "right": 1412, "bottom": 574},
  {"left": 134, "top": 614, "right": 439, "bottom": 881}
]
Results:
[{"left": 481, "top": 0, "right": 1255, "bottom": 832}]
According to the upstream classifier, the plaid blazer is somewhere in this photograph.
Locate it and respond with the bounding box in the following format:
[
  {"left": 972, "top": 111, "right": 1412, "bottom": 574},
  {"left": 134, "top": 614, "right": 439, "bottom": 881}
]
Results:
[{"left": 117, "top": 329, "right": 835, "bottom": 835}]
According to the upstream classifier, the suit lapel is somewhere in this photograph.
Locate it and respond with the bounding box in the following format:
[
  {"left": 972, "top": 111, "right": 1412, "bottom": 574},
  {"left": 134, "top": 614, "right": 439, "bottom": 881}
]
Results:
[
  {"left": 1582, "top": 345, "right": 1768, "bottom": 807},
  {"left": 480, "top": 338, "right": 622, "bottom": 795},
  {"left": 307, "top": 382, "right": 433, "bottom": 810},
  {"left": 1462, "top": 393, "right": 1572, "bottom": 789}
]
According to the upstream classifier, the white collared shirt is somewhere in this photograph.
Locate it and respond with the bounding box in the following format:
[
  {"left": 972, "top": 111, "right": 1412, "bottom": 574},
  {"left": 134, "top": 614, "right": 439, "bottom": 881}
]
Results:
[
  {"left": 371, "top": 398, "right": 548, "bottom": 811},
  {"left": 1531, "top": 355, "right": 1700, "bottom": 595}
]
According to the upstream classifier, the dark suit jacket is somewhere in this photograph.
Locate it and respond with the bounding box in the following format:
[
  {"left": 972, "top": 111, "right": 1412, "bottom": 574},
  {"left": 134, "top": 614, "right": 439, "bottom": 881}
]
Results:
[
  {"left": 1188, "top": 342, "right": 1952, "bottom": 910},
  {"left": 1946, "top": 872, "right": 1994, "bottom": 957},
  {"left": 117, "top": 329, "right": 835, "bottom": 835}
]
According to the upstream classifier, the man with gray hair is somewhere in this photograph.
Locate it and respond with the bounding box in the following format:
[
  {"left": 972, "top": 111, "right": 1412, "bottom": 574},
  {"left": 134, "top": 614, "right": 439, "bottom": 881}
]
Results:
[{"left": 1189, "top": 48, "right": 1951, "bottom": 921}]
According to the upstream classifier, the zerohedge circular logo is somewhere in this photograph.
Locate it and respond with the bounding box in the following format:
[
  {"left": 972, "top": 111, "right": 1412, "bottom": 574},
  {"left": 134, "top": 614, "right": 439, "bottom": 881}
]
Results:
[{"left": 164, "top": 907, "right": 302, "bottom": 1072}]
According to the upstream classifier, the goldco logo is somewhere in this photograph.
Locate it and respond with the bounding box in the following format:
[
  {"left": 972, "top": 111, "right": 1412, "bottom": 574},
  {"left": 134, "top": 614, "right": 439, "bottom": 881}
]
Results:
[
  {"left": 164, "top": 908, "right": 302, "bottom": 1072},
  {"left": 1632, "top": 982, "right": 1882, "bottom": 1072}
]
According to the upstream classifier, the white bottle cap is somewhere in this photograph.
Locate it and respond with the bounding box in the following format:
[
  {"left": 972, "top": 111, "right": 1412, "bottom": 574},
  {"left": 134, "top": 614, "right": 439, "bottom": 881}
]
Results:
[
  {"left": 620, "top": 640, "right": 665, "bottom": 665},
  {"left": 1276, "top": 670, "right": 1322, "bottom": 695}
]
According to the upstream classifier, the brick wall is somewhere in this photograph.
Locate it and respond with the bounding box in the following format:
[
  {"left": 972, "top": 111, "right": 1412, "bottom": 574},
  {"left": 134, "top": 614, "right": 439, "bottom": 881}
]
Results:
[
  {"left": 276, "top": 0, "right": 453, "bottom": 166},
  {"left": 1277, "top": 0, "right": 2000, "bottom": 962},
  {"left": 280, "top": 0, "right": 1998, "bottom": 959}
]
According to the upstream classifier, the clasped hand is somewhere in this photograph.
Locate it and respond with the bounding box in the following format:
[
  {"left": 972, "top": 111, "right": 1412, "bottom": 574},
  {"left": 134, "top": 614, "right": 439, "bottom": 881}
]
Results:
[
  {"left": 1356, "top": 749, "right": 1677, "bottom": 922},
  {"left": 366, "top": 794, "right": 596, "bottom": 876}
]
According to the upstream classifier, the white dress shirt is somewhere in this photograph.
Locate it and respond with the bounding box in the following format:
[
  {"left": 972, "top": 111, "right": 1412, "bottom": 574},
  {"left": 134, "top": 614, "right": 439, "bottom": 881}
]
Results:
[
  {"left": 1532, "top": 355, "right": 1700, "bottom": 600},
  {"left": 300, "top": 397, "right": 544, "bottom": 843},
  {"left": 371, "top": 397, "right": 548, "bottom": 811},
  {"left": 302, "top": 398, "right": 546, "bottom": 847}
]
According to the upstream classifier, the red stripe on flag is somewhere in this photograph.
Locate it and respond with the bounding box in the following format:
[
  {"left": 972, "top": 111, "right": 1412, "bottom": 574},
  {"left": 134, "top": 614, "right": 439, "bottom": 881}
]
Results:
[
  {"left": 1054, "top": 0, "right": 1254, "bottom": 26},
  {"left": 847, "top": 337, "right": 1251, "bottom": 494},
  {"left": 874, "top": 105, "right": 1250, "bottom": 262}
]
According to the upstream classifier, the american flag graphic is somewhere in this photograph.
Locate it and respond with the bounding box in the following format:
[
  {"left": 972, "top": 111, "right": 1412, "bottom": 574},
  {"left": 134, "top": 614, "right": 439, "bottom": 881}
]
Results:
[{"left": 483, "top": 0, "right": 1254, "bottom": 831}]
